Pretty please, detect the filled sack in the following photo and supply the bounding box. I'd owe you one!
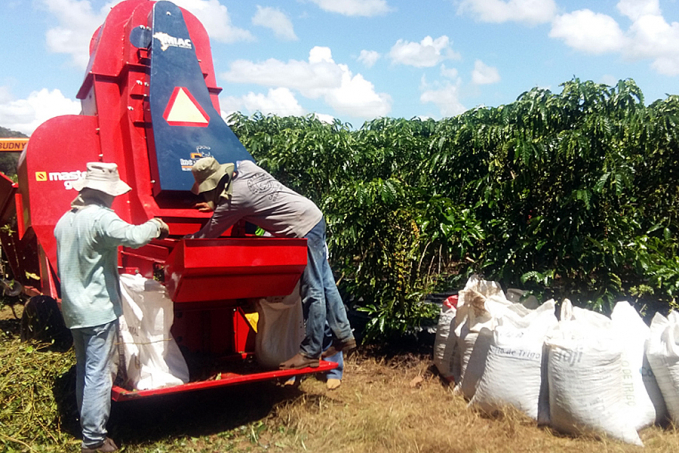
[118,273,189,390]
[545,300,642,446]
[433,295,459,382]
[454,275,514,399]
[611,301,667,429]
[646,311,679,423]
[469,300,556,423]
[255,281,305,369]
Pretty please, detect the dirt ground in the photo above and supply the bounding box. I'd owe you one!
[3,303,679,452]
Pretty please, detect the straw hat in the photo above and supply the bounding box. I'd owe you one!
[71,162,131,196]
[191,157,234,195]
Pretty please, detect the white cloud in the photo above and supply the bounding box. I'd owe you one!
[420,76,466,118]
[324,71,392,117]
[440,64,459,79]
[600,74,618,86]
[221,87,305,117]
[548,3,679,76]
[472,60,500,84]
[0,88,81,135]
[358,50,381,68]
[549,10,625,54]
[457,0,557,25]
[308,0,391,17]
[625,14,679,75]
[617,0,660,21]
[40,0,253,70]
[171,0,254,43]
[389,36,460,68]
[41,0,110,68]
[313,113,335,124]
[252,5,297,41]
[222,47,392,118]
[222,49,343,99]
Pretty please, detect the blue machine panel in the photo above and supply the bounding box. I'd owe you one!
[146,1,254,196]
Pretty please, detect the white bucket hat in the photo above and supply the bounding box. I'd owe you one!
[191,157,234,195]
[71,162,132,196]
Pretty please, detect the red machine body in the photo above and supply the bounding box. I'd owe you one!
[3,0,335,401]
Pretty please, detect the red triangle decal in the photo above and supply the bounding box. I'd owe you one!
[163,87,210,127]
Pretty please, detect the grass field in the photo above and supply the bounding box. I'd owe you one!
[2,303,679,452]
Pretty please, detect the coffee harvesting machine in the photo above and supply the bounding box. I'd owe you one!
[0,0,337,401]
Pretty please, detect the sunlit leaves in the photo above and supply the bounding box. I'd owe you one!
[230,78,679,333]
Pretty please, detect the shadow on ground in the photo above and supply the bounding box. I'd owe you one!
[53,366,305,446]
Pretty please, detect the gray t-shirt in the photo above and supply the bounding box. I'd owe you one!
[190,160,323,239]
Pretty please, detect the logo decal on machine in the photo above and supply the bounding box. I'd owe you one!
[36,170,86,189]
[153,32,192,51]
[163,87,210,127]
[180,148,212,171]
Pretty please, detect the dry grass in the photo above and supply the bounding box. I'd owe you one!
[256,351,677,453]
[3,304,679,452]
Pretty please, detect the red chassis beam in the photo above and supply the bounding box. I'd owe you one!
[111,360,337,402]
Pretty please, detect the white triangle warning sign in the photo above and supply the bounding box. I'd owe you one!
[163,87,210,127]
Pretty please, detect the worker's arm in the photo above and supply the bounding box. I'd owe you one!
[186,200,244,239]
[97,210,163,248]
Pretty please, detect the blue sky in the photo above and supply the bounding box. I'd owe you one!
[1,0,678,135]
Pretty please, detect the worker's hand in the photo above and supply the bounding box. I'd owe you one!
[153,218,170,239]
[194,201,213,212]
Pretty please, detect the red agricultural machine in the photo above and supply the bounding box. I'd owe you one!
[0,0,335,400]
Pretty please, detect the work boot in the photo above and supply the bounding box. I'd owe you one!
[279,353,319,370]
[81,437,118,453]
[322,337,357,358]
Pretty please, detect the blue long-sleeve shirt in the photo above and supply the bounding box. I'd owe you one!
[54,204,161,329]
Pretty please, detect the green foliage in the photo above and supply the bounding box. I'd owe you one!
[0,126,28,139]
[0,336,78,451]
[228,77,679,340]
[0,127,25,177]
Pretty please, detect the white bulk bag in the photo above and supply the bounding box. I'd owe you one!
[546,301,642,446]
[469,300,557,423]
[646,311,679,423]
[255,281,305,369]
[433,297,458,382]
[611,301,667,429]
[454,276,514,399]
[118,273,189,390]
[506,288,540,309]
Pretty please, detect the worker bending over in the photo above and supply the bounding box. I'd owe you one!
[54,163,169,453]
[188,157,355,369]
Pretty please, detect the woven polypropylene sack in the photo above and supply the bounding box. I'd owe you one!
[469,300,556,423]
[119,274,189,390]
[647,311,679,423]
[433,301,458,382]
[255,282,304,369]
[611,301,667,429]
[546,303,642,446]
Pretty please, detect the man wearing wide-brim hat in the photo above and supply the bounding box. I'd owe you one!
[54,162,169,453]
[187,157,356,369]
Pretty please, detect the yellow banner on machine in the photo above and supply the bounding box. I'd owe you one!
[0,138,29,152]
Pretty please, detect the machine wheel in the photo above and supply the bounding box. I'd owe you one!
[20,295,73,351]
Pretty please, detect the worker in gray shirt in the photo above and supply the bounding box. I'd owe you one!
[54,162,169,453]
[188,157,355,369]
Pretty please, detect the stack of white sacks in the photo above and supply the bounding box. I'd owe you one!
[433,275,679,447]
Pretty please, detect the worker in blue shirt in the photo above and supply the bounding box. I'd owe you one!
[54,162,169,453]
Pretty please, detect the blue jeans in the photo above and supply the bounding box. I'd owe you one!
[323,324,344,379]
[72,320,118,448]
[300,218,353,359]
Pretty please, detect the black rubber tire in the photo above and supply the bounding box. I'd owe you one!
[20,295,73,351]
